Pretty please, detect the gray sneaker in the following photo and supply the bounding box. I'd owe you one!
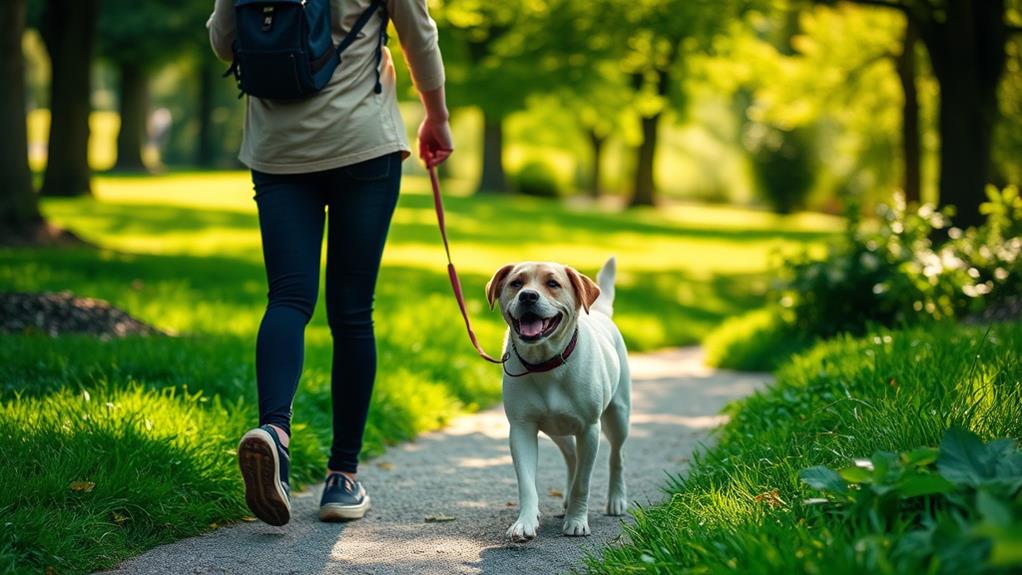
[319,472,371,521]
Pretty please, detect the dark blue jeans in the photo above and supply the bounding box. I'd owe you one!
[252,152,401,474]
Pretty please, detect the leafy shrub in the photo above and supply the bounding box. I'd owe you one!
[702,187,1022,371]
[949,186,1022,304]
[746,124,817,214]
[800,427,1022,573]
[782,186,1022,339]
[513,160,564,198]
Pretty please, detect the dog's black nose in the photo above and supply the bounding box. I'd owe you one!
[518,290,539,304]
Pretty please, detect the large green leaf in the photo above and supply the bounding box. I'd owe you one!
[800,466,847,494]
[938,426,990,488]
[895,472,954,498]
[838,465,873,484]
[902,446,939,468]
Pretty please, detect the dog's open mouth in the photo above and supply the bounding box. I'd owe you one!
[511,312,562,342]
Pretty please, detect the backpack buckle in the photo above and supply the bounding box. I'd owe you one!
[262,6,274,32]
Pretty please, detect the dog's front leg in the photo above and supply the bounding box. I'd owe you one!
[563,423,600,536]
[507,422,540,542]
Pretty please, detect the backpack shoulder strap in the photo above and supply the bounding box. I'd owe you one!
[336,0,386,59]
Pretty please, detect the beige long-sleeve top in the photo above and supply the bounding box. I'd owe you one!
[207,0,444,174]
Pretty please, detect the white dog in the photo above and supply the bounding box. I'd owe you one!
[485,257,630,542]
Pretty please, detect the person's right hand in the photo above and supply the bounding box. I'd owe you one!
[418,115,453,168]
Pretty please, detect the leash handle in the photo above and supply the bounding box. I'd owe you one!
[427,158,506,364]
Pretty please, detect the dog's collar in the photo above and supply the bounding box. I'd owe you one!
[505,328,579,378]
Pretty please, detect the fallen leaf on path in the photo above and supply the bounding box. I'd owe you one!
[506,501,516,507]
[69,481,95,492]
[241,516,257,522]
[548,489,563,498]
[424,514,457,523]
[377,462,394,470]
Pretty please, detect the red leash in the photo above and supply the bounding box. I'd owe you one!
[427,160,507,364]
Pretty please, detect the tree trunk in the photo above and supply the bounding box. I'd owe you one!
[629,113,660,207]
[39,0,97,197]
[629,67,670,208]
[478,111,507,194]
[114,62,149,172]
[587,128,605,199]
[896,17,921,205]
[0,0,44,242]
[196,54,218,167]
[917,0,1006,229]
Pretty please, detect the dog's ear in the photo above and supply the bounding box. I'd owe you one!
[485,264,515,310]
[565,267,601,314]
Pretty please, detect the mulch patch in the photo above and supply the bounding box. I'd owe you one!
[0,292,165,339]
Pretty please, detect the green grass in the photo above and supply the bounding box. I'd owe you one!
[0,171,837,574]
[584,321,1022,574]
[703,308,812,371]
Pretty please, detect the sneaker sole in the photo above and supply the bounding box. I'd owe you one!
[319,495,372,522]
[238,428,291,526]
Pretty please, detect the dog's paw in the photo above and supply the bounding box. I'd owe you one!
[562,515,590,537]
[605,496,628,516]
[506,514,539,543]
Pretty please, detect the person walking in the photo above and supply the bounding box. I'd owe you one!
[207,0,452,526]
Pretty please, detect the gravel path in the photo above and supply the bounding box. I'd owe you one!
[106,347,770,575]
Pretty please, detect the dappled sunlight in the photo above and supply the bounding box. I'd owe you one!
[456,454,514,468]
[629,413,730,434]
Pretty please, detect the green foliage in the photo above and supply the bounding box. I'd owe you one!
[747,125,817,213]
[512,159,563,198]
[799,427,1022,572]
[783,186,1022,339]
[782,195,959,337]
[585,321,1022,574]
[708,4,922,208]
[952,186,1022,303]
[96,0,207,69]
[705,186,1022,372]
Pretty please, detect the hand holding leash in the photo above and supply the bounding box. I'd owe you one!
[418,117,453,168]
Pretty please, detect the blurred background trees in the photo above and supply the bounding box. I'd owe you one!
[6,0,1022,242]
[0,0,43,240]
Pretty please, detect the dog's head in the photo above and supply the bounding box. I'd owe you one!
[485,262,600,346]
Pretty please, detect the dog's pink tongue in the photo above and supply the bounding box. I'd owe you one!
[519,318,544,337]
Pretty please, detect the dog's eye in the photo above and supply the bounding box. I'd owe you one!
[508,279,523,288]
[547,280,561,289]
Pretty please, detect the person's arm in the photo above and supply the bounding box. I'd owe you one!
[206,0,236,63]
[388,0,452,167]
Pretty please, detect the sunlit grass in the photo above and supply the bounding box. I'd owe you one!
[585,322,1022,574]
[28,110,120,172]
[1,171,838,573]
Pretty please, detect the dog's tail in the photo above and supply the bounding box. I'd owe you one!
[591,256,616,316]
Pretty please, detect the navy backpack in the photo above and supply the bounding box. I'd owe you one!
[225,0,388,100]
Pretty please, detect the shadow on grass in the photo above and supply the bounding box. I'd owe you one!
[40,192,835,252]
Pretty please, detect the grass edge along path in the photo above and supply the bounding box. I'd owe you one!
[583,321,1022,575]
